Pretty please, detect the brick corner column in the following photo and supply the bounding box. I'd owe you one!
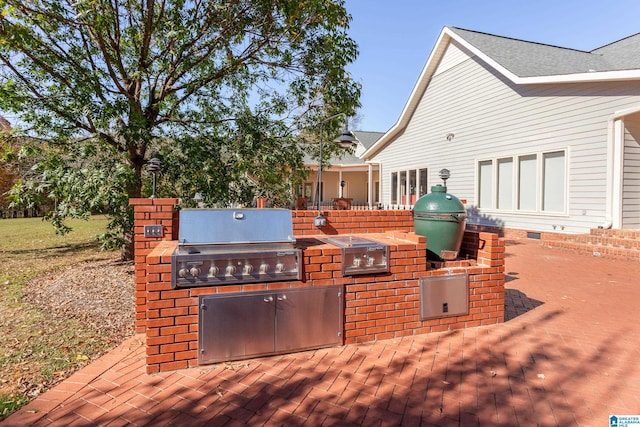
[476,232,506,324]
[130,198,179,333]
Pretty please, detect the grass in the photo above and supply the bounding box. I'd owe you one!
[0,215,115,420]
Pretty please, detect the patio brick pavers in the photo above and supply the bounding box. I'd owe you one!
[3,238,640,426]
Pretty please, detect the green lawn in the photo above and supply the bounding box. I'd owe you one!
[0,215,116,419]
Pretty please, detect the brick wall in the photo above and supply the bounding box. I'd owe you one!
[292,209,414,235]
[131,198,178,333]
[343,231,504,344]
[133,200,505,373]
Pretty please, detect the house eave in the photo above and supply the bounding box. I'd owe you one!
[514,69,640,84]
[361,26,640,160]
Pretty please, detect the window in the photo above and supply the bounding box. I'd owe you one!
[390,167,428,205]
[409,170,417,203]
[542,151,565,212]
[497,158,513,210]
[478,160,493,209]
[518,155,537,211]
[477,149,567,214]
[391,172,398,204]
[418,168,428,197]
[298,183,313,198]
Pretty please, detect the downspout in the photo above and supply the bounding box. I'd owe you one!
[600,117,615,229]
[603,106,640,229]
[611,118,625,229]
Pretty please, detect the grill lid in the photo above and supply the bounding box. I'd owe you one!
[178,208,295,245]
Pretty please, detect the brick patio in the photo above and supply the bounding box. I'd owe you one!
[3,238,639,427]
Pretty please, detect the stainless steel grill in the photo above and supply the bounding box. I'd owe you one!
[171,208,301,289]
[322,235,389,276]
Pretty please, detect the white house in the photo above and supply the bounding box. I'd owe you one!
[303,130,382,208]
[362,26,640,233]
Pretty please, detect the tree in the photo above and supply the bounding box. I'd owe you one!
[0,116,15,214]
[0,0,360,256]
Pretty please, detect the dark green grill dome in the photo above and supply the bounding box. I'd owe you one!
[413,185,467,261]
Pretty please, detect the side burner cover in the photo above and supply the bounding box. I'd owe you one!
[321,235,389,276]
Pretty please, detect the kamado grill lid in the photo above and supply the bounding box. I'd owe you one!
[178,208,296,245]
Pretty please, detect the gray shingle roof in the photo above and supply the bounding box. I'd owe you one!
[449,27,640,77]
[302,130,383,166]
[352,131,384,150]
[591,32,640,71]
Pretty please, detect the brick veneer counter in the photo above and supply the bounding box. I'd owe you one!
[142,231,504,373]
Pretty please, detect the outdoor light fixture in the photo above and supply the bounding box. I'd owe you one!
[148,158,162,199]
[193,192,204,208]
[439,168,451,186]
[314,113,358,227]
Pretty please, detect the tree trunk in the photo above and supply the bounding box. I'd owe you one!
[121,229,134,261]
[121,160,145,261]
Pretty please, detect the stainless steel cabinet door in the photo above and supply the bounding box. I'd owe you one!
[199,293,276,364]
[274,286,343,352]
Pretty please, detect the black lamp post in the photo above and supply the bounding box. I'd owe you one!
[314,113,358,227]
[148,158,161,199]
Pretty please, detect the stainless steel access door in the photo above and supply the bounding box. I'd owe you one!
[199,293,276,364]
[419,273,468,320]
[275,286,343,352]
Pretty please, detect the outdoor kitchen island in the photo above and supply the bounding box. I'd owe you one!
[133,199,505,374]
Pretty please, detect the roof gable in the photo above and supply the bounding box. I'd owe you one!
[362,26,640,160]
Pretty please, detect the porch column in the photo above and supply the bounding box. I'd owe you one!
[367,163,373,209]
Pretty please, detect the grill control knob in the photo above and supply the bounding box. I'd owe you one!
[353,257,362,268]
[208,266,219,276]
[275,262,285,273]
[190,266,201,277]
[225,265,236,276]
[259,263,270,274]
[242,264,253,275]
[178,268,189,278]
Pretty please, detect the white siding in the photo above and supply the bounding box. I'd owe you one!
[622,116,640,228]
[433,43,469,77]
[372,40,640,233]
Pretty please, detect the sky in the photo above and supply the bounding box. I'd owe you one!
[3,1,639,133]
[344,0,640,132]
